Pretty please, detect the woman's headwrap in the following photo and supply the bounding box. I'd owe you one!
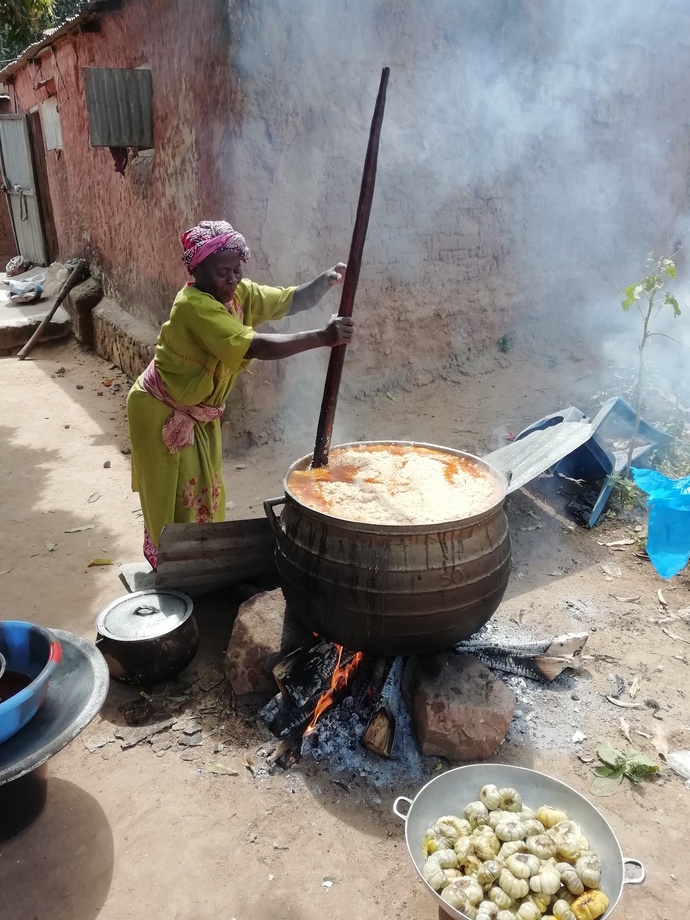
[180,220,251,274]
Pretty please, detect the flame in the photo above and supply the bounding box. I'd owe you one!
[304,646,364,735]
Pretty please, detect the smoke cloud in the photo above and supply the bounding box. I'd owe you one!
[224,0,690,441]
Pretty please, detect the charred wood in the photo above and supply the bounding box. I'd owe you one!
[456,632,589,682]
[362,656,404,758]
[351,655,390,713]
[260,692,315,739]
[272,640,356,709]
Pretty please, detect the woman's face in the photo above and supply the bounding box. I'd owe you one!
[194,250,243,304]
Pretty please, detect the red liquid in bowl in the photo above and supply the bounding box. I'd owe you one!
[0,670,33,704]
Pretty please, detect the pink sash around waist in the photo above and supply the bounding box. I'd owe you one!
[140,360,225,454]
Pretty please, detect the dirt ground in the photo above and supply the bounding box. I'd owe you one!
[1,338,689,920]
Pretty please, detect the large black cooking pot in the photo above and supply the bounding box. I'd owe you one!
[95,589,199,686]
[264,441,511,655]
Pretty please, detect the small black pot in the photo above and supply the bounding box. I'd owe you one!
[95,590,199,686]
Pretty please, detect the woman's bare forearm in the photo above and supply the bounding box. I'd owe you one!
[245,315,353,360]
[290,263,346,314]
[246,330,327,360]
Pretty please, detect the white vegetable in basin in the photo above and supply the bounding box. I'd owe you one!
[420,784,610,920]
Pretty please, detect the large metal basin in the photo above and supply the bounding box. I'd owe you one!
[393,763,645,920]
[264,441,511,655]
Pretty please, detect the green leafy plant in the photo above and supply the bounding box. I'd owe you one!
[497,334,513,354]
[590,742,659,796]
[0,0,80,64]
[608,474,643,512]
[0,0,54,49]
[620,255,682,475]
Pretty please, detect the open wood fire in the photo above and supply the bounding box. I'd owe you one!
[259,630,589,770]
[260,640,399,763]
[304,645,365,735]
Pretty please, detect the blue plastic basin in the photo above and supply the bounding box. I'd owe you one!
[0,621,62,744]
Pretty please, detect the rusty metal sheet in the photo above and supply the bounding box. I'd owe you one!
[83,67,153,148]
[483,422,594,494]
[155,518,276,595]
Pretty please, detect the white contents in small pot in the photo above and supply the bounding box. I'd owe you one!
[288,444,501,525]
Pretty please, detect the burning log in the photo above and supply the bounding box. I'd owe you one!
[351,656,389,710]
[261,640,363,740]
[363,656,405,758]
[272,639,356,709]
[456,632,588,682]
[260,692,315,739]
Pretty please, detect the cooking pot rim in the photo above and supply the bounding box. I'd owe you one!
[281,440,508,532]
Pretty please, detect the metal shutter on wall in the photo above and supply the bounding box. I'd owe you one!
[83,67,153,148]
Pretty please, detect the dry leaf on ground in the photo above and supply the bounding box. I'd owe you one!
[606,696,643,709]
[205,762,239,776]
[652,725,669,762]
[663,628,690,645]
[598,538,635,547]
[602,564,622,580]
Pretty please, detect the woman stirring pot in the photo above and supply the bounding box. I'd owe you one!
[127,220,353,569]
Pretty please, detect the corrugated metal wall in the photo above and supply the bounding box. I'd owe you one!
[83,67,153,148]
[0,115,47,264]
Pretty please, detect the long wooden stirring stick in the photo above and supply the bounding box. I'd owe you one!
[311,67,390,468]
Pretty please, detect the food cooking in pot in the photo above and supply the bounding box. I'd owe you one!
[421,785,609,920]
[289,444,501,525]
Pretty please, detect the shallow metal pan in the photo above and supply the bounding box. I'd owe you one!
[393,763,644,920]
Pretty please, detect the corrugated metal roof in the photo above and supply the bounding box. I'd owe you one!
[0,1,123,82]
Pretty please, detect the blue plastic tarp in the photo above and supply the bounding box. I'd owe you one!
[632,468,690,579]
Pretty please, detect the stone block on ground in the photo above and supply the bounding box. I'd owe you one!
[405,653,515,761]
[0,300,70,353]
[65,275,103,346]
[92,298,158,380]
[224,589,312,696]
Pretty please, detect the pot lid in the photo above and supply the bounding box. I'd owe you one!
[96,589,194,641]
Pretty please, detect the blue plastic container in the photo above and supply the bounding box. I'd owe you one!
[0,621,62,744]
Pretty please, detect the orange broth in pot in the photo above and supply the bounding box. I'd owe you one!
[288,443,499,526]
